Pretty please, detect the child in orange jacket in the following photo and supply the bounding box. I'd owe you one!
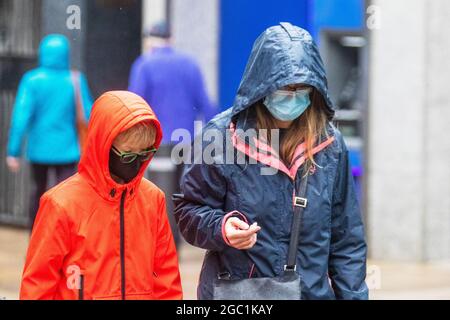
[20,91,182,300]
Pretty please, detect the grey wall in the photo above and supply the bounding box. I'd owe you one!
[85,1,142,97]
[422,0,450,261]
[41,0,87,70]
[42,0,142,97]
[368,0,450,261]
[171,0,219,103]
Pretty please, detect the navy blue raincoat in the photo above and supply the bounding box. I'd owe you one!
[173,23,368,300]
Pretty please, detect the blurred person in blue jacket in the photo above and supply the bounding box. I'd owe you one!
[129,21,216,143]
[6,34,93,230]
[128,22,217,248]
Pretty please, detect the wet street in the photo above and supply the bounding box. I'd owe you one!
[1,226,450,300]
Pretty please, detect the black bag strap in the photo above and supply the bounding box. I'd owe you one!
[284,173,309,272]
[71,70,85,122]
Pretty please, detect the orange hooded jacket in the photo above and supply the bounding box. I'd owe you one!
[20,91,182,300]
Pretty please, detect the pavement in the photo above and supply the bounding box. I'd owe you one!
[1,226,449,300]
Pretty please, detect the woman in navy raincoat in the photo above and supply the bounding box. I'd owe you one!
[173,23,368,300]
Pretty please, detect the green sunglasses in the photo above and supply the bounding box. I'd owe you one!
[111,145,157,164]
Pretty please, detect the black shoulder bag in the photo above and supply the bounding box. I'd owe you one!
[212,174,308,300]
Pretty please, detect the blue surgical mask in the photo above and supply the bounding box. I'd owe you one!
[263,88,311,121]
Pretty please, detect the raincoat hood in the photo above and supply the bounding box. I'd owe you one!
[78,91,163,201]
[39,34,70,69]
[232,22,335,120]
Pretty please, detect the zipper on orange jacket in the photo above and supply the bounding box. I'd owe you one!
[120,189,127,300]
[78,274,84,300]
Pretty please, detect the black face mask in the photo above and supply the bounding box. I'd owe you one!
[109,149,143,183]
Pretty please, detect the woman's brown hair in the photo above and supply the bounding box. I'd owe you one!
[255,87,330,174]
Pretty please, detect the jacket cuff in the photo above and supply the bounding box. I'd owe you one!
[221,210,249,247]
[7,144,21,158]
[334,285,369,300]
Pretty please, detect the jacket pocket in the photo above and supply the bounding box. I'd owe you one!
[92,290,154,300]
[93,294,123,300]
[125,291,154,300]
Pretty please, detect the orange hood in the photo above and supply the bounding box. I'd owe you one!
[78,91,162,201]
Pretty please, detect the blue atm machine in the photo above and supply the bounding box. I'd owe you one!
[219,0,367,201]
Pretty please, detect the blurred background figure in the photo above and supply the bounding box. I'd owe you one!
[128,21,217,249]
[6,34,93,231]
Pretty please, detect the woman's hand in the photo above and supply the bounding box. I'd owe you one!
[224,217,261,250]
[6,156,20,172]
